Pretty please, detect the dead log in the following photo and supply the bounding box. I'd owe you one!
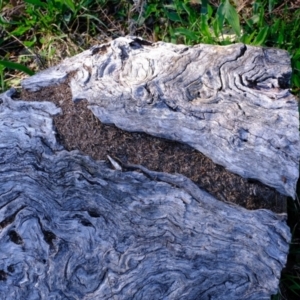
[19,82,288,214]
[0,89,292,299]
[22,36,300,198]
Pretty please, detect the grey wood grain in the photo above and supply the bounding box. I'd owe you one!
[0,89,291,299]
[22,37,300,198]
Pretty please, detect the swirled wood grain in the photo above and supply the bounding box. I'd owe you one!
[0,89,291,299]
[22,37,300,198]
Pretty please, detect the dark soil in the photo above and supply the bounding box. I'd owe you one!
[19,80,286,213]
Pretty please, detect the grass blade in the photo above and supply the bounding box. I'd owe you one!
[0,60,35,76]
[217,0,241,37]
[253,26,269,45]
[23,0,47,8]
[63,0,76,13]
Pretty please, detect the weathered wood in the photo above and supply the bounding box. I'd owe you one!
[22,36,300,198]
[0,89,291,299]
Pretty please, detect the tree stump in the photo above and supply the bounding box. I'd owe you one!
[0,37,298,299]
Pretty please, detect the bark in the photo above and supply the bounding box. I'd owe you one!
[0,89,291,299]
[22,36,300,198]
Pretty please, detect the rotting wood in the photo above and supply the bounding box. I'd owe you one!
[0,89,292,299]
[22,36,300,198]
[19,83,287,213]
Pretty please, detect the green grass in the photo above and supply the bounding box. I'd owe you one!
[1,0,300,298]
